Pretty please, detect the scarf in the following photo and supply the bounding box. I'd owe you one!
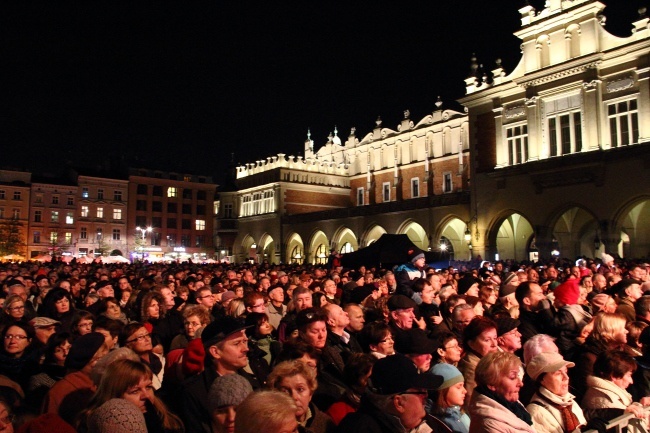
[535,389,581,433]
[475,384,533,426]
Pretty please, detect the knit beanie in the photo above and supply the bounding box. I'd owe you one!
[408,248,425,264]
[65,332,106,370]
[207,373,253,412]
[457,274,478,295]
[430,363,464,390]
[553,279,580,306]
[88,399,147,433]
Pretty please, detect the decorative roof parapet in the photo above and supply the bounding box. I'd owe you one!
[236,153,349,179]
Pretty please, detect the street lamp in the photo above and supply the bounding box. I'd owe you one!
[136,226,152,241]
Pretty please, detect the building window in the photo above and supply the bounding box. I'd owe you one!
[197,191,206,200]
[35,194,43,203]
[0,208,4,218]
[152,217,162,228]
[411,178,420,198]
[183,176,191,182]
[82,187,89,198]
[65,212,74,224]
[506,124,529,165]
[34,210,42,223]
[182,204,191,214]
[13,191,21,201]
[195,219,206,230]
[443,172,453,193]
[12,209,19,219]
[96,228,102,240]
[65,232,72,244]
[182,219,191,229]
[167,218,177,229]
[224,204,233,218]
[195,235,204,247]
[112,229,121,241]
[33,231,40,244]
[137,184,147,195]
[152,186,163,196]
[182,189,192,199]
[0,190,4,199]
[51,211,59,222]
[136,200,147,211]
[152,201,162,212]
[80,227,87,240]
[548,113,582,156]
[67,196,74,206]
[50,232,58,243]
[97,207,104,218]
[152,232,161,246]
[81,206,89,217]
[167,203,178,213]
[196,205,205,215]
[357,188,364,206]
[608,99,639,147]
[52,195,59,205]
[181,235,190,247]
[114,191,122,201]
[135,216,146,227]
[167,187,177,198]
[97,189,104,200]
[167,234,176,246]
[382,183,391,202]
[113,209,122,220]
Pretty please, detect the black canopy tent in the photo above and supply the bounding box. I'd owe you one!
[340,234,421,269]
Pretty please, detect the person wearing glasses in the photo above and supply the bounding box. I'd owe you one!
[1,295,28,328]
[120,323,165,390]
[338,353,443,432]
[0,322,37,388]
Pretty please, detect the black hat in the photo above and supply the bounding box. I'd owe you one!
[408,248,425,264]
[457,274,478,295]
[65,332,106,370]
[394,328,437,355]
[201,316,251,348]
[496,317,520,337]
[371,353,442,395]
[387,295,417,311]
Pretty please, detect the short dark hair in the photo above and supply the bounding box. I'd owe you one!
[463,316,497,350]
[635,296,650,317]
[593,350,637,379]
[515,282,533,307]
[363,321,393,348]
[93,316,124,338]
[412,278,429,293]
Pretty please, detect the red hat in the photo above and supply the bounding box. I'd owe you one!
[182,338,205,377]
[554,279,580,305]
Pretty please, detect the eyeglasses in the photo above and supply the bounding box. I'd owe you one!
[4,334,28,340]
[251,303,265,309]
[126,333,151,344]
[0,414,15,425]
[8,306,24,312]
[444,343,461,350]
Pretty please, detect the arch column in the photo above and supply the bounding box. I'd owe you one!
[534,225,554,260]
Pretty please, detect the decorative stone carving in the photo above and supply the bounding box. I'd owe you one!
[582,80,600,90]
[606,76,634,93]
[504,106,527,119]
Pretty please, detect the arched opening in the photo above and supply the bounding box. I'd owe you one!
[285,233,304,264]
[259,233,275,264]
[439,236,455,262]
[110,249,123,256]
[240,234,257,263]
[617,198,650,258]
[438,217,471,261]
[495,213,534,261]
[397,220,428,250]
[552,207,598,258]
[332,227,358,253]
[361,224,387,247]
[309,230,330,265]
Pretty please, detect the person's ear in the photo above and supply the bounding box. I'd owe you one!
[393,395,406,413]
[437,347,445,358]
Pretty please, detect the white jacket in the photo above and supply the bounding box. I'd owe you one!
[468,391,536,433]
[527,386,586,433]
[581,375,632,411]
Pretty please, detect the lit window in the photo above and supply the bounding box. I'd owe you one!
[97,207,104,218]
[195,219,206,230]
[548,114,582,156]
[608,99,639,147]
[506,124,529,165]
[65,232,72,244]
[50,232,58,243]
[65,212,74,224]
[82,187,89,198]
[113,209,122,220]
[112,229,121,241]
[51,211,59,222]
[81,206,89,217]
[167,187,177,198]
[80,227,87,239]
[96,228,103,240]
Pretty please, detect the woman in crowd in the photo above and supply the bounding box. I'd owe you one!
[624,321,647,357]
[0,397,15,433]
[433,331,463,366]
[581,350,647,422]
[235,391,298,433]
[468,351,535,433]
[458,316,499,406]
[207,373,253,433]
[573,313,628,399]
[429,363,470,433]
[0,322,38,388]
[1,295,28,329]
[363,321,395,359]
[120,323,165,390]
[526,352,586,433]
[71,310,95,338]
[40,288,76,332]
[169,305,211,351]
[97,297,129,324]
[27,332,73,410]
[88,398,147,433]
[268,359,336,433]
[245,312,281,366]
[140,291,165,332]
[78,359,183,433]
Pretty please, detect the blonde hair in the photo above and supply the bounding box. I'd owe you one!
[268,359,317,394]
[475,351,522,388]
[235,391,297,433]
[591,312,627,345]
[227,298,246,318]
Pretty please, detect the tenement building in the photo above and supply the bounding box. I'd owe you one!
[219,0,650,264]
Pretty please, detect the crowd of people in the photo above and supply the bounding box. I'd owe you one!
[0,249,648,433]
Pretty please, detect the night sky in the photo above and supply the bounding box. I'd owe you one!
[1,1,641,183]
